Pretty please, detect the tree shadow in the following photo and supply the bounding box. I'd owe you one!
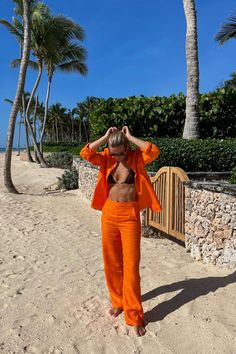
[142,271,236,324]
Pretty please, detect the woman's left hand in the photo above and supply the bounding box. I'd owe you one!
[122,126,132,140]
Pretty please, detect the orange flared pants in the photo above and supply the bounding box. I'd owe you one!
[101,199,144,326]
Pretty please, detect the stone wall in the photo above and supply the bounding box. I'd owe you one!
[184,181,236,268]
[73,157,98,200]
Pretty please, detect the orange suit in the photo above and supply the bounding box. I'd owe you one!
[80,142,162,326]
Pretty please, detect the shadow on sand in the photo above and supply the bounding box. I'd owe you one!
[142,271,236,324]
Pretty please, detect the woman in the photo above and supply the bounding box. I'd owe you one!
[80,126,162,336]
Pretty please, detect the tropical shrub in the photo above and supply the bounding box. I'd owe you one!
[46,152,73,168]
[57,167,78,190]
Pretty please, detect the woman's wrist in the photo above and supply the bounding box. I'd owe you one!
[127,134,133,141]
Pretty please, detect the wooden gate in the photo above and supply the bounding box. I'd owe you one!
[147,166,189,241]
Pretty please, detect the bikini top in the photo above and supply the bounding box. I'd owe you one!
[108,168,135,184]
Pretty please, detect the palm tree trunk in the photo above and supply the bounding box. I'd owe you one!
[71,118,74,142]
[33,95,40,163]
[182,0,200,139]
[83,120,89,142]
[17,113,23,155]
[40,78,51,153]
[24,113,32,159]
[24,60,47,166]
[52,121,56,143]
[22,93,34,162]
[55,118,59,143]
[4,0,31,193]
[54,122,56,143]
[79,118,82,143]
[60,124,64,142]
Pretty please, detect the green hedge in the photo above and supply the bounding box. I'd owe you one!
[42,143,84,155]
[42,138,236,172]
[146,137,236,172]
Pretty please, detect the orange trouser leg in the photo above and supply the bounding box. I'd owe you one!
[101,199,144,326]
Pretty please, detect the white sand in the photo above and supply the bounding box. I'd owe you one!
[0,153,235,354]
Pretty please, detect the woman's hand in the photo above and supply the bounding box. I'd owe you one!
[122,126,132,140]
[88,127,117,150]
[104,127,117,139]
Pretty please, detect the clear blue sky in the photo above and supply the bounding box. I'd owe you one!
[0,0,236,147]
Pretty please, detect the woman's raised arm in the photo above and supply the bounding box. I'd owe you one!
[80,127,117,166]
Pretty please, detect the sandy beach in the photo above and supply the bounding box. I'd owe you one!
[0,153,235,354]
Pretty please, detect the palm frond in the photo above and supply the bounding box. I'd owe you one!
[59,42,87,62]
[0,19,23,41]
[49,15,85,41]
[58,61,88,75]
[27,60,39,71]
[12,17,24,33]
[4,98,14,105]
[215,13,236,44]
[10,58,21,68]
[32,2,51,22]
[11,58,38,71]
[13,0,23,16]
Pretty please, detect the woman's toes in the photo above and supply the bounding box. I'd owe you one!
[134,325,146,336]
[109,308,122,317]
[139,326,146,336]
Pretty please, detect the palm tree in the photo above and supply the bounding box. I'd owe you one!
[182,0,200,139]
[70,108,78,142]
[3,0,31,193]
[39,16,87,153]
[46,103,68,142]
[75,97,100,142]
[1,1,48,165]
[2,1,87,163]
[11,10,88,153]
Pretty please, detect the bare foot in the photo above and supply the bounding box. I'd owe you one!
[134,325,146,336]
[109,308,123,317]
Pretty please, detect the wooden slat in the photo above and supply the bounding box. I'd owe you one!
[166,167,170,234]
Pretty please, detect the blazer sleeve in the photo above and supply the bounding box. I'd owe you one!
[80,143,106,167]
[135,142,160,165]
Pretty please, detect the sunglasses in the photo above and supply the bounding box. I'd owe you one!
[109,149,127,157]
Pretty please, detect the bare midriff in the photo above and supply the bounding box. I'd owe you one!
[107,160,137,202]
[108,183,137,202]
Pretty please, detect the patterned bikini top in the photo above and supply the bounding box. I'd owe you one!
[108,169,135,184]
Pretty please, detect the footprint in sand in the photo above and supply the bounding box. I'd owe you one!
[47,347,63,354]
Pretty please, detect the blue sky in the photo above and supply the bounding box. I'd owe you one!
[0,0,236,147]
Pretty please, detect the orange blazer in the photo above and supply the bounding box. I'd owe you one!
[80,142,162,212]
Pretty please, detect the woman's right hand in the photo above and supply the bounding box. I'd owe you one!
[104,127,117,139]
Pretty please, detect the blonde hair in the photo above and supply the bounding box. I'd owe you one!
[108,130,128,148]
